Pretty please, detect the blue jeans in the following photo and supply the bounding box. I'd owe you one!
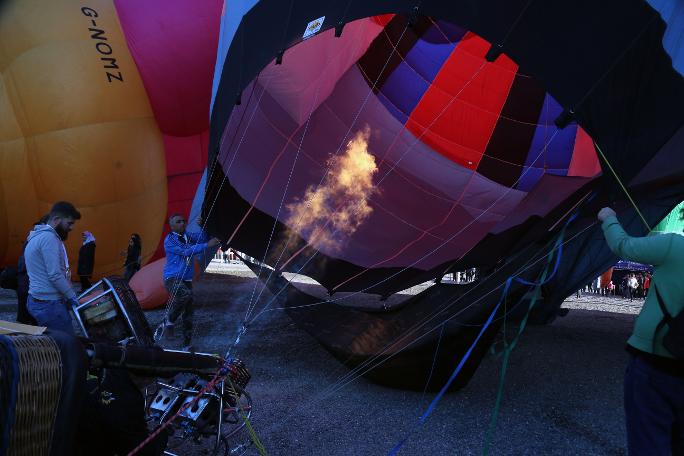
[27,295,75,335]
[625,354,684,455]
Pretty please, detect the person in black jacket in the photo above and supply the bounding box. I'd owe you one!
[77,231,96,293]
[123,233,142,281]
[15,253,36,325]
[75,368,168,456]
[14,215,49,325]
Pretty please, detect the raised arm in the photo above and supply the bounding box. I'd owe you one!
[164,234,208,258]
[601,214,672,266]
[185,229,209,245]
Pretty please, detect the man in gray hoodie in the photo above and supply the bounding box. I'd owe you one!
[25,201,81,334]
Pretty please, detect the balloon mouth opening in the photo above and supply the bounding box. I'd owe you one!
[211,13,601,275]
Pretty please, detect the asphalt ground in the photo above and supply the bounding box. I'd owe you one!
[0,265,638,455]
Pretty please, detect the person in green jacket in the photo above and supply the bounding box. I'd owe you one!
[599,207,684,455]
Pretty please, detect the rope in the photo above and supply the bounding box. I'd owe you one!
[250,128,561,323]
[482,228,559,455]
[224,22,415,356]
[418,322,445,411]
[127,361,235,456]
[241,414,268,456]
[155,71,269,344]
[240,19,370,327]
[226,377,268,456]
[248,22,413,320]
[387,213,575,456]
[257,220,598,441]
[318,224,593,406]
[594,141,651,231]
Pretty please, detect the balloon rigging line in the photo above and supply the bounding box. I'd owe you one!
[573,13,658,116]
[262,17,535,291]
[241,45,339,326]
[487,241,558,456]
[500,0,536,45]
[271,24,488,267]
[154,72,270,342]
[389,214,572,456]
[258,218,598,440]
[335,42,579,289]
[319,217,585,398]
[244,23,414,324]
[177,78,265,342]
[318,217,594,409]
[221,22,413,354]
[273,55,490,292]
[262,219,594,442]
[594,141,651,231]
[249,127,560,325]
[245,153,567,434]
[206,75,262,211]
[232,4,656,442]
[274,138,587,407]
[418,322,445,411]
[270,22,451,273]
[206,7,636,430]
[244,130,568,405]
[239,22,374,323]
[181,76,278,344]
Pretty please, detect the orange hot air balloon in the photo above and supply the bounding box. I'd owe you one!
[0,0,222,279]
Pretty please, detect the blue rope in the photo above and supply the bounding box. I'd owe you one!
[388,213,576,456]
[482,235,558,455]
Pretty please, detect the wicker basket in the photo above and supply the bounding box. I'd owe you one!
[5,335,62,456]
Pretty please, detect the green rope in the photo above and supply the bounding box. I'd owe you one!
[594,141,651,231]
[227,378,268,456]
[482,231,563,455]
[241,413,268,456]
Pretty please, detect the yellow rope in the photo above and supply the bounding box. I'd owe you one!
[227,377,268,456]
[594,141,651,231]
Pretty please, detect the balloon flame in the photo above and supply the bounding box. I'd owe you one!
[286,127,378,253]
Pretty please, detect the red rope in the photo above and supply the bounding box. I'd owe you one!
[127,363,234,456]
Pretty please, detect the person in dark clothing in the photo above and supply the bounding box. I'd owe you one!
[77,231,96,293]
[14,215,49,325]
[75,368,168,456]
[15,253,36,325]
[123,233,142,281]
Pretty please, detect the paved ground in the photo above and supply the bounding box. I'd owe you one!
[0,263,640,455]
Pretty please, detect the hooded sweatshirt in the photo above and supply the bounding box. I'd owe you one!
[25,224,76,300]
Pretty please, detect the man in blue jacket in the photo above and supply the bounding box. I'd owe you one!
[162,213,220,350]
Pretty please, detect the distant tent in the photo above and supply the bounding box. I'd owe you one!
[614,260,652,273]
